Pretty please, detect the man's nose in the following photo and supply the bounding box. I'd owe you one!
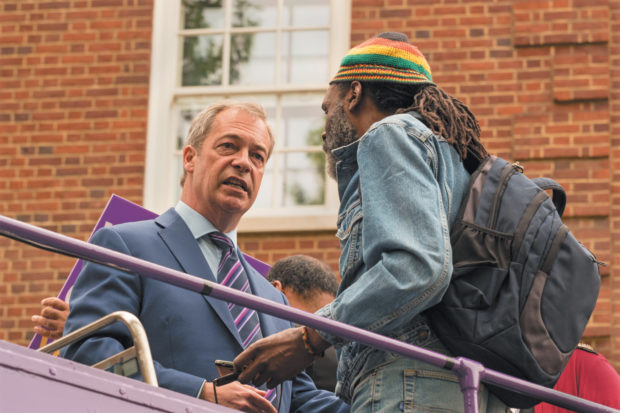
[232,150,251,172]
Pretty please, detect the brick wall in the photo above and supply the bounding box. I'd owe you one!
[1,0,618,373]
[0,0,153,342]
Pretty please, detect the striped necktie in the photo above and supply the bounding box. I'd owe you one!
[208,232,278,407]
[208,232,263,348]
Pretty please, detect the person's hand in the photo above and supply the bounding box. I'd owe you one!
[31,297,69,340]
[233,327,327,388]
[200,380,277,413]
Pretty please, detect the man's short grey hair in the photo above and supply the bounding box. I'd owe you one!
[180,100,275,186]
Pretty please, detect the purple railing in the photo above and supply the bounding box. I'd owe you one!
[0,214,617,413]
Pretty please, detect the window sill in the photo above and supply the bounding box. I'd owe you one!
[238,211,337,233]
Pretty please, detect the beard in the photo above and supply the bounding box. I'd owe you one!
[323,104,358,180]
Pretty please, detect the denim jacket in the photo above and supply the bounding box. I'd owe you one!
[315,112,471,403]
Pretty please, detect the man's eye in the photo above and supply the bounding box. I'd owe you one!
[252,153,264,163]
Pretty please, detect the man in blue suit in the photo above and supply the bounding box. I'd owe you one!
[62,101,348,413]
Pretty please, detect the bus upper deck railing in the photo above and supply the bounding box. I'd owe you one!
[38,310,159,386]
[0,214,617,413]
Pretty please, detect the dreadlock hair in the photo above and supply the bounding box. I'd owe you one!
[336,81,488,162]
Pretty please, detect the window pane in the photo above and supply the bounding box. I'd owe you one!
[233,0,277,28]
[230,32,276,85]
[177,108,196,150]
[279,93,326,206]
[253,159,274,209]
[230,94,277,125]
[279,151,326,206]
[182,34,224,86]
[281,30,329,84]
[280,94,324,148]
[182,0,225,29]
[283,0,329,27]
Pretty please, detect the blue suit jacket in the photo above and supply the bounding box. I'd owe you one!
[62,208,348,412]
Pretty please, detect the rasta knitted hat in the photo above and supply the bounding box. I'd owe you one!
[330,32,433,85]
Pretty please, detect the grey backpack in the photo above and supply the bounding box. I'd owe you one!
[427,155,601,407]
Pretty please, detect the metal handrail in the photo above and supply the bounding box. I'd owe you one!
[38,310,158,387]
[1,214,617,413]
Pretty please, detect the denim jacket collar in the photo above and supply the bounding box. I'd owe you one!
[333,138,360,200]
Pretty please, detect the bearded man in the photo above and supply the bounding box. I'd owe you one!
[234,33,507,413]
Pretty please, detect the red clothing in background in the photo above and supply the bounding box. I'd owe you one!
[535,346,620,413]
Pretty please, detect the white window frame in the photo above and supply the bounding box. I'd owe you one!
[144,0,351,232]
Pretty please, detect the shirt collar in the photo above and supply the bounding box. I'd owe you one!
[174,201,238,247]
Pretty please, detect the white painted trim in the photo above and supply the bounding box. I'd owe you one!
[144,0,181,214]
[171,84,330,97]
[238,212,337,233]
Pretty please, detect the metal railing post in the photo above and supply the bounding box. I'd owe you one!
[38,311,158,387]
[452,357,486,413]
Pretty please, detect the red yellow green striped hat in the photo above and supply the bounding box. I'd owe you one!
[331,32,433,85]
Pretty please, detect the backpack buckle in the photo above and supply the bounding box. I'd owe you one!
[512,161,524,173]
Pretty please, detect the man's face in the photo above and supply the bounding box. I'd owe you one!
[321,84,358,179]
[182,108,270,231]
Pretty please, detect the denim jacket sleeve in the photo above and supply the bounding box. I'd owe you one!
[316,118,453,344]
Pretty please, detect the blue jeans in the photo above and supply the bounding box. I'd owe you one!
[349,345,507,413]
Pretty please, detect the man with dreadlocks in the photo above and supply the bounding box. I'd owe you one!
[234,32,506,412]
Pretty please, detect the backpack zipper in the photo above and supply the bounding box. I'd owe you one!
[488,163,518,228]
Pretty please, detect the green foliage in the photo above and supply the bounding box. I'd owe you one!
[181,0,258,86]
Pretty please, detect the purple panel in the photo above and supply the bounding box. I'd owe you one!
[56,195,158,299]
[1,340,237,412]
[29,195,158,350]
[243,253,271,277]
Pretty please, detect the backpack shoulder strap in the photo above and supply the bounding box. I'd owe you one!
[531,177,566,217]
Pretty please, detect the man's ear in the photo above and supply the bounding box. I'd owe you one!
[182,145,197,173]
[271,280,283,292]
[346,81,363,113]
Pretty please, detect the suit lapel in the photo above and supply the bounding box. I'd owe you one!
[156,209,243,347]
